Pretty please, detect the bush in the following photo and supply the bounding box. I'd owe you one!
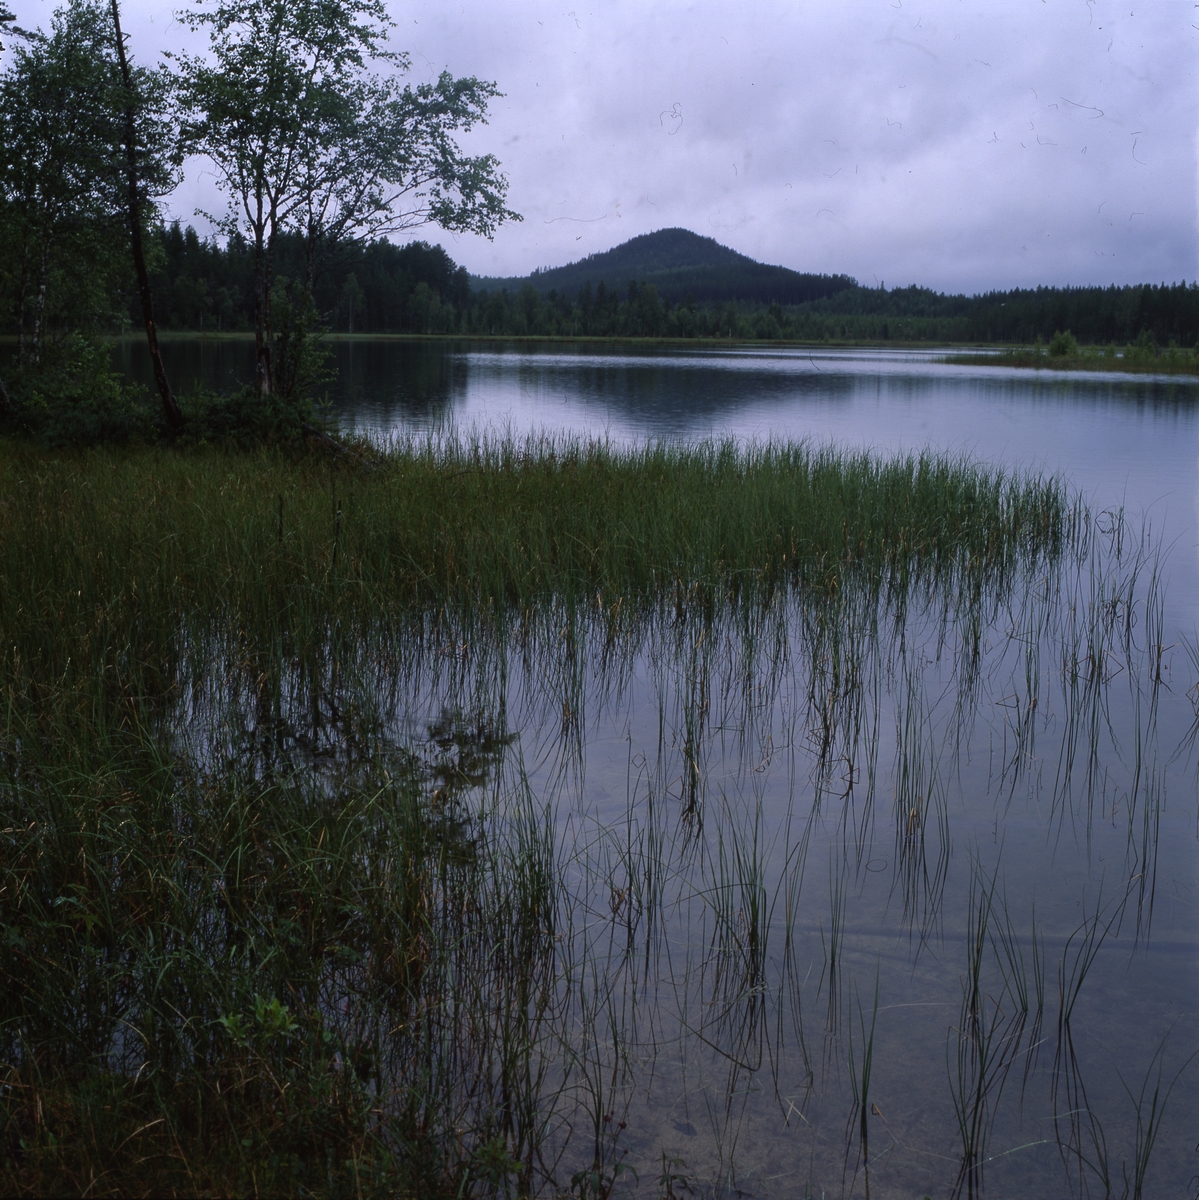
[181,384,313,448]
[270,276,333,407]
[1047,330,1079,357]
[174,277,327,448]
[0,337,157,447]
[1,320,323,449]
[1125,329,1158,361]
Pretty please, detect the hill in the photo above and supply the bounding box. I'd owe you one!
[471,228,858,306]
[135,222,1197,346]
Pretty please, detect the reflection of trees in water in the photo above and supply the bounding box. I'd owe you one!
[115,336,469,425]
[568,360,859,422]
[332,340,466,426]
[116,338,861,430]
[116,341,1199,440]
[114,336,257,397]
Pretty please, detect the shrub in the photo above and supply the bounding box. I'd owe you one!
[1047,330,1079,357]
[181,384,313,448]
[0,337,158,447]
[1125,330,1158,361]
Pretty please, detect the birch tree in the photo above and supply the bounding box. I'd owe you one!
[110,0,184,428]
[0,0,182,428]
[0,2,119,368]
[175,0,519,399]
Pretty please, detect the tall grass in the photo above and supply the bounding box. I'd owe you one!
[1,433,1189,1196]
[0,715,559,1195]
[0,434,1074,688]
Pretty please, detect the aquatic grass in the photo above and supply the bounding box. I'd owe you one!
[1174,630,1199,773]
[1117,1034,1197,1200]
[0,711,564,1196]
[1051,889,1131,1196]
[1,432,1191,1195]
[891,670,951,939]
[947,861,1040,1200]
[821,855,847,1034]
[844,971,880,1200]
[0,434,1078,708]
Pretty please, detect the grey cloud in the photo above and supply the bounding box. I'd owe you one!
[7,0,1195,291]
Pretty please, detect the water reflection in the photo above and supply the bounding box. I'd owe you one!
[332,338,465,423]
[121,335,1199,436]
[119,335,1199,634]
[50,337,1199,1191]
[165,501,1195,1196]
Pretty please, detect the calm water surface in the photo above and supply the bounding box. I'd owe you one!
[122,337,1199,1197]
[125,336,1199,626]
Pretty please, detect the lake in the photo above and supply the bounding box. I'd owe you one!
[122,336,1199,624]
[118,336,1199,1197]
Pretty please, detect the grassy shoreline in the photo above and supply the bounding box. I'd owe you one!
[0,435,1073,650]
[0,437,1084,1195]
[942,347,1199,377]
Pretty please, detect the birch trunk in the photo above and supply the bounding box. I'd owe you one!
[111,0,184,429]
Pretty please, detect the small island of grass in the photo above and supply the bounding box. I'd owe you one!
[944,330,1199,376]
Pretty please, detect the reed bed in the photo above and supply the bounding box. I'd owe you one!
[0,719,562,1195]
[1,434,1190,1196]
[0,431,1072,637]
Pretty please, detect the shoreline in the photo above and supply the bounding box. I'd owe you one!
[942,349,1199,378]
[93,330,1199,376]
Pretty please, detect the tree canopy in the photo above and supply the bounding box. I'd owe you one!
[0,0,127,365]
[0,0,519,437]
[172,0,518,396]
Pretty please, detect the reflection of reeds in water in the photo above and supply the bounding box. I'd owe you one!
[0,438,1192,1194]
[821,856,847,1035]
[845,972,880,1200]
[947,860,1043,1200]
[1116,1034,1197,1200]
[0,710,567,1193]
[1051,888,1127,1195]
[892,673,951,941]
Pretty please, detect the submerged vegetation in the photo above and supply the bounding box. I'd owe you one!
[2,434,1194,1196]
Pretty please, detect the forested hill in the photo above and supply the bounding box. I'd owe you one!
[138,222,1197,346]
[472,229,859,306]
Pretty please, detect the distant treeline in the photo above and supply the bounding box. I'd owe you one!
[791,282,1199,346]
[147,223,1198,347]
[148,222,471,335]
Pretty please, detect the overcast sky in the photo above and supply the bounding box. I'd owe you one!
[8,0,1198,293]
